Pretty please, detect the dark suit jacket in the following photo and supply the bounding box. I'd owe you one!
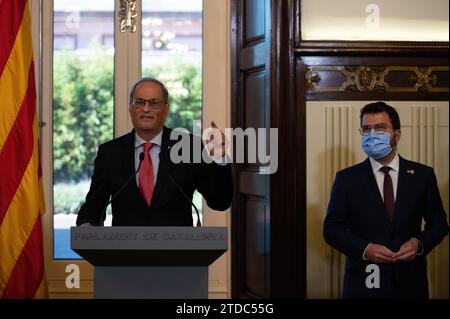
[76,126,233,226]
[323,156,448,299]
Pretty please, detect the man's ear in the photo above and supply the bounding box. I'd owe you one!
[394,130,401,144]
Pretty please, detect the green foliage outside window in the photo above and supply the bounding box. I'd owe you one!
[53,45,114,183]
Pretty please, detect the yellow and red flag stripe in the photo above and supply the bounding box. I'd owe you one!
[0,0,48,298]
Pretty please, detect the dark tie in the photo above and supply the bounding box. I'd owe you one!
[380,166,395,220]
[139,143,154,206]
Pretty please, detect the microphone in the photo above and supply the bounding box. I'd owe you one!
[160,150,202,227]
[167,172,202,227]
[99,152,145,226]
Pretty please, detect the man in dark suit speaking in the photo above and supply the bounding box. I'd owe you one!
[323,101,448,298]
[76,78,233,227]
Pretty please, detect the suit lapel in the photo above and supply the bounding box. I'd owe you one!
[362,158,392,226]
[391,156,409,229]
[122,131,137,180]
[122,130,149,206]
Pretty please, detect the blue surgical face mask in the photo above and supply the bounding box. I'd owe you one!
[362,131,393,159]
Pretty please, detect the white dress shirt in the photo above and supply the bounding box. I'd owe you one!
[134,131,162,187]
[369,153,400,201]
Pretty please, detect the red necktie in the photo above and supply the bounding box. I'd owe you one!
[380,166,395,220]
[139,143,154,206]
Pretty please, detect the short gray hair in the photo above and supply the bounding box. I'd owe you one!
[129,77,169,104]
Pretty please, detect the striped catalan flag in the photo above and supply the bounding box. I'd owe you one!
[0,0,48,298]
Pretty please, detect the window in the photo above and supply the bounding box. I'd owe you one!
[53,0,115,259]
[54,35,77,50]
[141,0,204,223]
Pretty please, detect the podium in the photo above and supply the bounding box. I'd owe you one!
[70,226,227,299]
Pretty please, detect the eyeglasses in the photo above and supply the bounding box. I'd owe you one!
[131,98,166,109]
[359,124,393,135]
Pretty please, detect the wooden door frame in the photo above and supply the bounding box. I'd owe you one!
[231,0,305,298]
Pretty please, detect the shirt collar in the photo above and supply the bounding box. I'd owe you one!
[134,130,163,149]
[369,153,400,174]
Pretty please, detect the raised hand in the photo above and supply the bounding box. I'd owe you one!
[204,121,226,159]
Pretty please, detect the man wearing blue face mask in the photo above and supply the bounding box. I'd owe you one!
[323,101,448,299]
